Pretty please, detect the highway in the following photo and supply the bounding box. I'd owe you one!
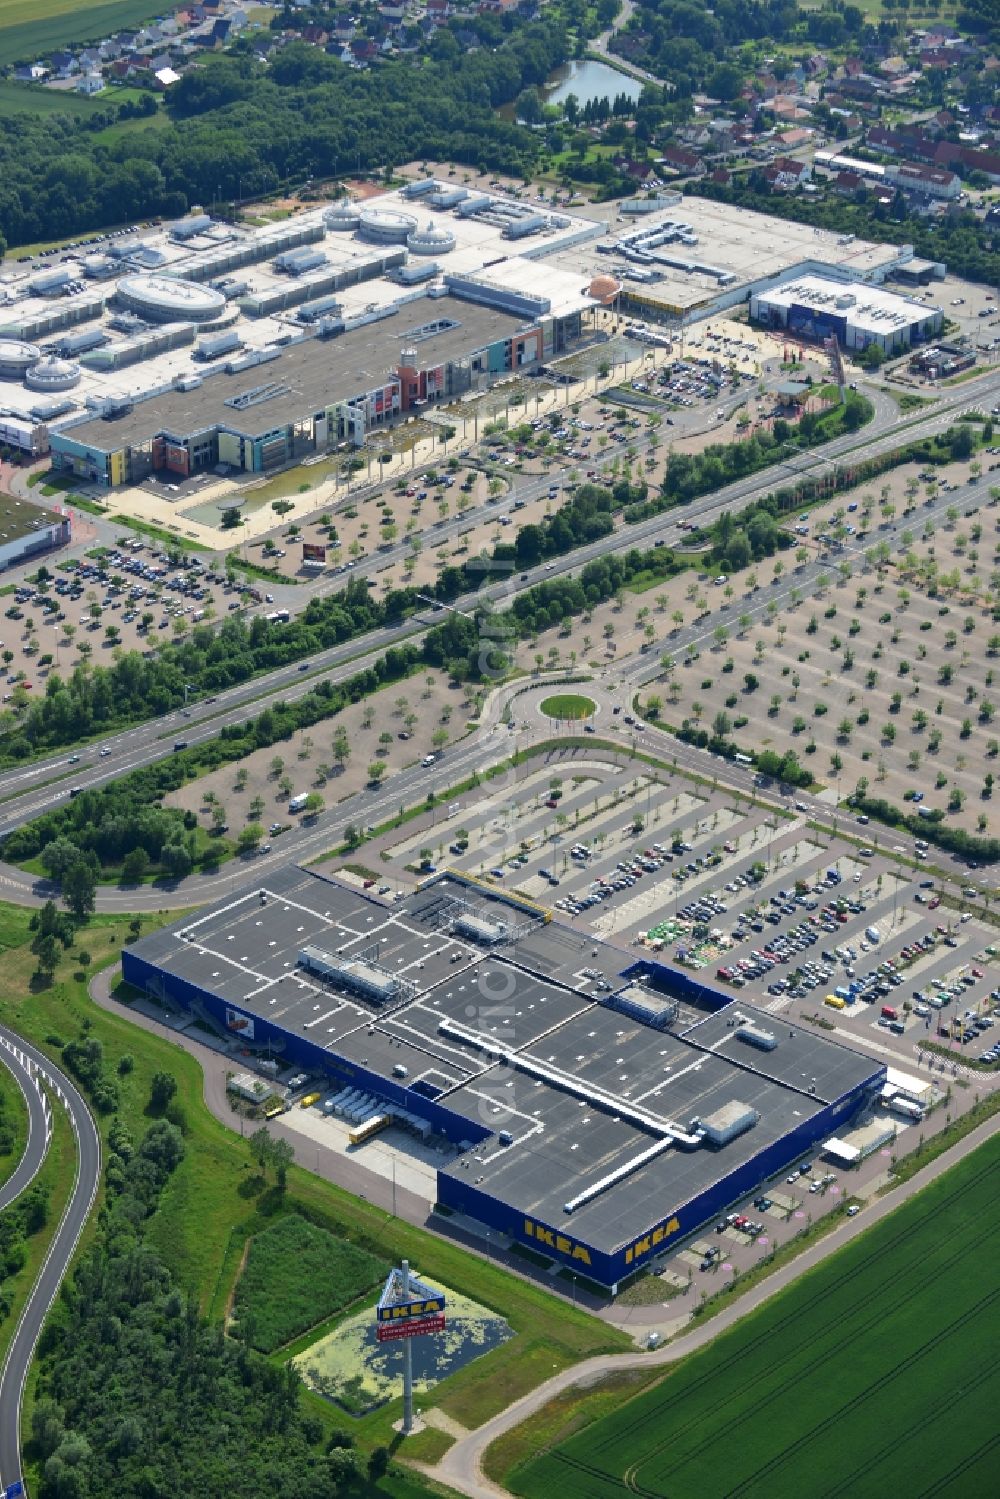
[0,1029,101,1499]
[0,364,995,909]
[0,1035,50,1214]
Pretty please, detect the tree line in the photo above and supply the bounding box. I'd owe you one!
[0,16,571,250]
[656,392,872,511]
[851,793,1000,864]
[4,538,690,878]
[28,1099,385,1495]
[689,175,1000,291]
[0,477,648,768]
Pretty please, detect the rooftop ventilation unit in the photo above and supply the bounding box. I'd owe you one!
[736,1023,778,1052]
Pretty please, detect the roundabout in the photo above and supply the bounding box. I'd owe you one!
[538,692,596,722]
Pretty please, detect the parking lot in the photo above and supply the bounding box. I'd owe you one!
[1,539,274,712]
[378,750,1000,1080]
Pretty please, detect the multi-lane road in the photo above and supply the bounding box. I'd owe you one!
[0,362,994,1495]
[0,364,995,908]
[0,1029,101,1498]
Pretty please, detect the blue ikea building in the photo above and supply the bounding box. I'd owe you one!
[122,866,884,1292]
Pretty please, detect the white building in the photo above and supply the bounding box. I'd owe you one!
[749,274,942,355]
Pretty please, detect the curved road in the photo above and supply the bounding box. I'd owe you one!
[0,1034,50,1215]
[431,1110,1000,1499]
[0,1028,101,1497]
[0,366,988,849]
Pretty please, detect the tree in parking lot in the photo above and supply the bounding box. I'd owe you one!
[367,760,387,785]
[238,823,264,853]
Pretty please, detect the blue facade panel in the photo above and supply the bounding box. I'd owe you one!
[120,950,491,1148]
[438,1071,882,1290]
[123,937,884,1294]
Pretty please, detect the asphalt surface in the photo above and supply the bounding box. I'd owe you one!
[430,1110,1000,1499]
[1,453,990,913]
[0,1035,50,1214]
[0,365,988,854]
[0,1028,101,1497]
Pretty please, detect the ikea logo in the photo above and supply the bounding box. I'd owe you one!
[378,1299,444,1322]
[523,1219,592,1265]
[624,1217,681,1266]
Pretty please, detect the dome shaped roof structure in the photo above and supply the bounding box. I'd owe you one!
[407,219,457,256]
[25,356,81,392]
[0,339,41,378]
[588,274,622,305]
[357,207,416,244]
[116,274,226,324]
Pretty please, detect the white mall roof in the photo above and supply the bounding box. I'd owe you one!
[754,274,939,336]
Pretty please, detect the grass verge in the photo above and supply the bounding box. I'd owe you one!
[0,1059,30,1193]
[504,1131,1000,1498]
[0,1081,77,1382]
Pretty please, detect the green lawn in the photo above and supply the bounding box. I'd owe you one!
[0,79,108,117]
[0,1079,78,1378]
[0,907,627,1482]
[539,693,596,721]
[0,0,164,66]
[508,1132,1000,1499]
[0,1060,28,1193]
[232,1212,387,1353]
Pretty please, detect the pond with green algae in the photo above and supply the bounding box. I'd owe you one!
[292,1283,513,1415]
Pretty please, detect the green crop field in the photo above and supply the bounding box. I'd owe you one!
[231,1212,387,1353]
[0,0,164,67]
[509,1133,1000,1499]
[0,80,109,117]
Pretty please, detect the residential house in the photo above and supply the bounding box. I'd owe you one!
[771,155,811,183]
[778,127,814,150]
[657,144,704,176]
[76,72,105,94]
[14,63,47,81]
[48,52,80,78]
[888,161,961,200]
[835,170,864,195]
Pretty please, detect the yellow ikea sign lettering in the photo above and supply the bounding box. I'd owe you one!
[624,1217,681,1265]
[523,1220,592,1266]
[378,1300,444,1321]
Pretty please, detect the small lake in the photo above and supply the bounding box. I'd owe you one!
[545,58,643,109]
[499,58,643,120]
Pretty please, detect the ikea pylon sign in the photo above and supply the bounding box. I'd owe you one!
[377,1297,447,1322]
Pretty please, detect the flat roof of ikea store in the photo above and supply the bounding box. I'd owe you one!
[62,295,531,451]
[129,866,882,1254]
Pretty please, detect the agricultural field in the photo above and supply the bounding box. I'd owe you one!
[0,1,162,67]
[0,80,109,117]
[507,1132,1000,1499]
[231,1212,386,1353]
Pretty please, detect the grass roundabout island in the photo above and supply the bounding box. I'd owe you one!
[539,693,596,722]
